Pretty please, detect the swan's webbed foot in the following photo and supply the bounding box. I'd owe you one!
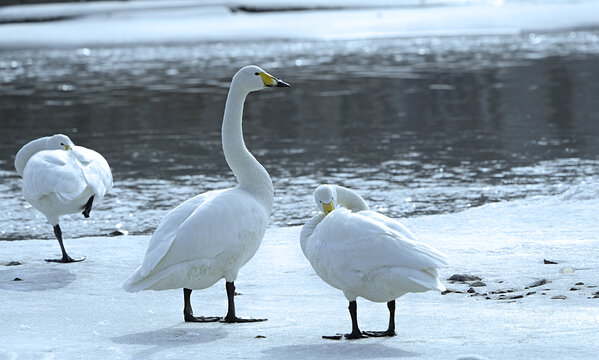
[219,316,267,324]
[362,330,396,337]
[322,330,369,340]
[182,288,220,323]
[344,330,368,340]
[82,196,94,218]
[220,281,267,324]
[184,314,220,323]
[45,255,85,263]
[322,334,343,340]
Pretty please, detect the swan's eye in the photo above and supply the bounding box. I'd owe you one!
[254,72,259,76]
[60,143,64,146]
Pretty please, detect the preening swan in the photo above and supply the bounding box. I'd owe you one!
[123,65,289,323]
[14,134,113,263]
[300,184,448,339]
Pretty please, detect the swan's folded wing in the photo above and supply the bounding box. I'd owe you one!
[360,210,416,240]
[317,210,448,278]
[22,150,87,203]
[73,146,113,198]
[138,189,228,277]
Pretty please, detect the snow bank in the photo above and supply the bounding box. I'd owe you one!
[0,0,598,47]
[1,189,598,359]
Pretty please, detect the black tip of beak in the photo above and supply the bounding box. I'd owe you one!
[275,79,290,88]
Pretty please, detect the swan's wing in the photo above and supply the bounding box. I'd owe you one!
[138,189,227,277]
[73,146,113,198]
[138,188,268,277]
[360,210,416,240]
[312,209,448,280]
[22,150,87,204]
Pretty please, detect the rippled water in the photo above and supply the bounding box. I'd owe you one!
[1,31,599,240]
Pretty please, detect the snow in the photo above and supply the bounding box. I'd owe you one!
[1,186,598,359]
[0,0,598,47]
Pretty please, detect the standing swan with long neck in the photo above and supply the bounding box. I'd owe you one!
[123,65,289,323]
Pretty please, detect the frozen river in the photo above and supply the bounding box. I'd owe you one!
[1,33,599,240]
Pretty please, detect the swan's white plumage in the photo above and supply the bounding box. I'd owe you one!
[16,134,112,226]
[301,185,448,303]
[123,65,287,296]
[125,188,269,291]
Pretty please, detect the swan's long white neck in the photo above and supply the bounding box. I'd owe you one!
[334,185,369,212]
[222,83,273,210]
[14,136,49,177]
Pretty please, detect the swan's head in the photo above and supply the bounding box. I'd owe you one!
[232,65,290,93]
[47,134,74,151]
[314,184,337,215]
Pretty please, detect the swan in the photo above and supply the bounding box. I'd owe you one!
[300,184,448,339]
[14,134,113,263]
[123,65,289,323]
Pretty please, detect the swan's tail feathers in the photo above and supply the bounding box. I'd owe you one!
[122,266,156,293]
[407,267,446,293]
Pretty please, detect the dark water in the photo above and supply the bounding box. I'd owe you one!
[1,31,599,240]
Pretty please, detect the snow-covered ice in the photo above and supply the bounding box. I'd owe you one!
[1,184,598,359]
[0,0,599,47]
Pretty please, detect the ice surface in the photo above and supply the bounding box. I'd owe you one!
[0,0,598,47]
[1,185,598,359]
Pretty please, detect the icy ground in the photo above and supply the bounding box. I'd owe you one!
[1,186,598,360]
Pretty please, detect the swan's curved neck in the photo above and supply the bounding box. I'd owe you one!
[335,185,369,212]
[14,137,49,177]
[222,84,273,209]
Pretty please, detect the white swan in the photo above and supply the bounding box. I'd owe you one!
[300,184,448,339]
[14,134,113,263]
[123,65,289,323]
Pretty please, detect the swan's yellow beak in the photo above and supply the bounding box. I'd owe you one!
[64,145,71,151]
[259,72,290,88]
[322,202,335,215]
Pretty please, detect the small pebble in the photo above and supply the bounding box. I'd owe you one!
[526,291,536,296]
[543,259,558,264]
[470,281,486,287]
[255,335,266,339]
[6,261,23,266]
[526,279,548,289]
[447,274,481,282]
[13,277,22,281]
[551,295,567,300]
[467,287,475,293]
[575,282,584,286]
[570,287,580,291]
[441,288,463,295]
[498,294,523,300]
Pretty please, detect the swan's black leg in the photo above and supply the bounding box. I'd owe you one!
[362,300,397,337]
[45,224,85,263]
[344,300,368,339]
[220,281,266,323]
[82,195,94,218]
[183,288,220,322]
[324,300,368,340]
